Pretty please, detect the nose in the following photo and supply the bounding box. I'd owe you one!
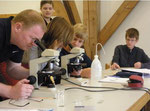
[31,41,36,46]
[74,41,79,46]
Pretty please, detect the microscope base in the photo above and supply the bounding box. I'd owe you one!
[68,77,89,86]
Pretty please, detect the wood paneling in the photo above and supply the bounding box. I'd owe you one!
[0,14,16,18]
[63,0,81,25]
[53,0,71,24]
[83,1,100,60]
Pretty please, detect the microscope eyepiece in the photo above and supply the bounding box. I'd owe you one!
[34,39,46,51]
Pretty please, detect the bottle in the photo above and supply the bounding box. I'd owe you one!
[91,55,102,82]
[90,43,105,83]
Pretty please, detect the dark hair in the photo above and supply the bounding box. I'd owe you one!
[42,17,74,48]
[40,0,54,9]
[125,28,139,40]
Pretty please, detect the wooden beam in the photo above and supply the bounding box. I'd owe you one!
[0,14,16,18]
[53,0,71,24]
[83,1,100,60]
[63,0,81,25]
[98,0,139,46]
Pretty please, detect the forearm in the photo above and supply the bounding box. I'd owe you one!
[7,66,29,80]
[0,83,12,98]
[141,62,150,69]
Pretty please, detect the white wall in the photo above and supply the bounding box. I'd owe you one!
[100,1,150,69]
[100,1,123,29]
[0,0,41,14]
[75,1,83,22]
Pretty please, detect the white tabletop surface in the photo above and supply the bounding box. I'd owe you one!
[0,69,150,111]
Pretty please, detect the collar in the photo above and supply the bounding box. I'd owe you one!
[125,45,135,53]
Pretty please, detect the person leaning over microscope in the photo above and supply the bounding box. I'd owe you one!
[60,23,92,78]
[0,9,47,100]
[29,16,74,85]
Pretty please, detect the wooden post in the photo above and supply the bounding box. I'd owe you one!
[83,1,100,60]
[63,0,81,25]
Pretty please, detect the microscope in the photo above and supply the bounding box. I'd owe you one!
[61,47,88,85]
[29,40,65,89]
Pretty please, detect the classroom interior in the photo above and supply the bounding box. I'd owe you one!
[1,0,150,110]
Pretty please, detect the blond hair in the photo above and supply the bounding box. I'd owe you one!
[74,23,88,40]
[12,9,47,32]
[42,17,74,48]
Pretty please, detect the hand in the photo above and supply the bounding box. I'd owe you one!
[9,79,34,99]
[81,68,91,78]
[134,62,142,69]
[71,69,82,76]
[111,63,120,70]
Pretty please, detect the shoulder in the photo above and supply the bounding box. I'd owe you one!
[0,16,14,25]
[115,45,126,50]
[134,46,145,52]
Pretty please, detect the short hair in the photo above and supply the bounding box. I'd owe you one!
[40,0,54,9]
[12,9,47,32]
[42,17,74,48]
[125,28,139,40]
[74,23,88,40]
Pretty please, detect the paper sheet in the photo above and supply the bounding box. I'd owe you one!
[121,68,150,74]
[99,76,129,84]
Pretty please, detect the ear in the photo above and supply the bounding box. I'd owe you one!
[14,22,22,32]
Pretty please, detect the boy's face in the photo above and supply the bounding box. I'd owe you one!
[126,36,138,49]
[71,36,84,48]
[41,3,54,19]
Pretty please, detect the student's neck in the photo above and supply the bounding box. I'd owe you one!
[44,17,50,24]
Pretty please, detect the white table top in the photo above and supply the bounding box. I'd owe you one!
[0,69,150,111]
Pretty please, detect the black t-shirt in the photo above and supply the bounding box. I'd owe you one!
[0,16,24,63]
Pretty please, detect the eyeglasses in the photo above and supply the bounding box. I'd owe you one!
[126,38,137,42]
[9,97,43,107]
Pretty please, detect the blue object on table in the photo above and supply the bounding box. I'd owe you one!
[114,71,142,78]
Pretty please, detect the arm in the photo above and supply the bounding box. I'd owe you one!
[0,79,34,99]
[6,60,29,80]
[82,53,92,68]
[81,68,91,78]
[111,46,121,69]
[111,62,120,70]
[141,61,150,69]
[134,49,150,68]
[112,46,120,65]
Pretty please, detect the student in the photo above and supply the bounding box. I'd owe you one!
[0,9,46,100]
[60,23,92,78]
[40,0,55,26]
[30,16,74,65]
[111,28,150,70]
